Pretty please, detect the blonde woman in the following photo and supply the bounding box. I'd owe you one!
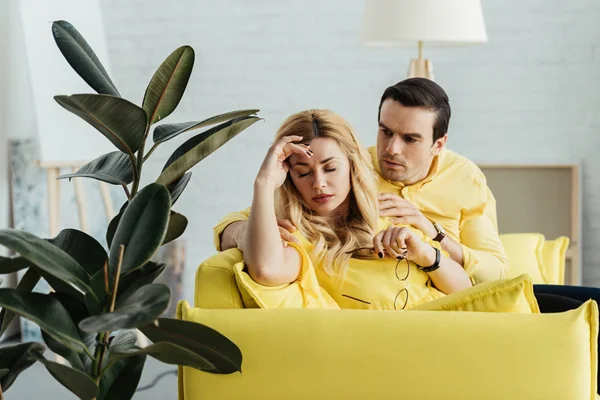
[239,110,471,310]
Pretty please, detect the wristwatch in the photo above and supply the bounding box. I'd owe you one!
[432,222,446,243]
[418,247,441,273]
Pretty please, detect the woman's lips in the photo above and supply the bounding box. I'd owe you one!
[312,194,333,204]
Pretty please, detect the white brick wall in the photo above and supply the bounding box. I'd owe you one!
[99,0,600,298]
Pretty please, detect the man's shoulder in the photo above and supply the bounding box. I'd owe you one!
[438,148,487,185]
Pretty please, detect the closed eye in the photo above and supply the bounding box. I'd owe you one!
[298,172,310,177]
[325,168,336,173]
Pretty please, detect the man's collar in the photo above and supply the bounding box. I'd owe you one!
[367,146,441,189]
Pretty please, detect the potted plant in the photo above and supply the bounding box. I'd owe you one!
[0,20,259,399]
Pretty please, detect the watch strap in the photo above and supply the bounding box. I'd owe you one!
[418,247,441,273]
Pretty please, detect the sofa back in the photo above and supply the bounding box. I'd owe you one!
[194,248,244,309]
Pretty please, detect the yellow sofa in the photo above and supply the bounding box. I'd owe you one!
[500,233,570,285]
[177,246,598,399]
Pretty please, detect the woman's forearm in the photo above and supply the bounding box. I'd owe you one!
[243,178,287,284]
[418,247,472,294]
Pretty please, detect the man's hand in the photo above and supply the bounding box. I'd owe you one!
[378,193,437,238]
[277,219,300,247]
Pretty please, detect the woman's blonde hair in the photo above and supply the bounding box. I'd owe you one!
[274,109,379,277]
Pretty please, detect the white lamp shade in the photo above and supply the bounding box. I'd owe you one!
[361,0,488,46]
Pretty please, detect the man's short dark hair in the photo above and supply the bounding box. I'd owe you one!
[378,78,451,142]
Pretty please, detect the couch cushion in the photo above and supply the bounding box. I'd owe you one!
[500,233,546,283]
[412,273,539,313]
[178,299,598,400]
[542,236,570,285]
[194,248,244,309]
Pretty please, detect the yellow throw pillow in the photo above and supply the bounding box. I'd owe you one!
[412,274,539,313]
[542,236,570,285]
[178,299,598,400]
[500,233,546,284]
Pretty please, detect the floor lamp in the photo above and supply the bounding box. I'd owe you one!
[360,0,488,80]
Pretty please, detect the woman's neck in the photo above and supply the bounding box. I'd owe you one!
[327,196,351,228]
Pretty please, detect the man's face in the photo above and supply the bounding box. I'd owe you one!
[376,99,446,185]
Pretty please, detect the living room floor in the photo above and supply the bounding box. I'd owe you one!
[5,355,176,399]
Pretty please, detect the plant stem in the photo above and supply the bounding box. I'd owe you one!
[91,331,107,378]
[92,245,125,390]
[121,184,131,200]
[131,125,151,197]
[103,260,109,295]
[110,245,125,312]
[143,142,159,162]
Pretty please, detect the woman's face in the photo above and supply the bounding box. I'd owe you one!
[288,137,352,218]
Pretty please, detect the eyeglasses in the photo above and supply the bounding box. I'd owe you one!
[346,247,410,310]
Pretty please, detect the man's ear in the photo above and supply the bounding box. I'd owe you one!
[431,134,447,156]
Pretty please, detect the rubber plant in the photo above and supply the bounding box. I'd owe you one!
[0,20,259,399]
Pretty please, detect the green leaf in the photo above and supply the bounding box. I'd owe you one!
[85,269,107,316]
[98,354,146,400]
[0,342,45,391]
[41,331,84,371]
[166,172,192,205]
[0,229,93,295]
[31,351,98,399]
[111,341,215,371]
[0,289,87,353]
[51,20,120,97]
[108,184,171,279]
[37,268,85,304]
[79,284,170,333]
[54,94,147,156]
[0,256,29,274]
[106,202,128,248]
[117,262,166,299]
[41,293,95,372]
[152,109,259,144]
[140,317,242,374]
[110,331,138,349]
[57,152,134,186]
[143,46,195,125]
[156,116,260,186]
[163,212,187,245]
[0,268,40,336]
[48,229,107,277]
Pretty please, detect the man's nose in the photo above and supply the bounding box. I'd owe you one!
[386,136,404,156]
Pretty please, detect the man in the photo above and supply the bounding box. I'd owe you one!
[215,78,507,284]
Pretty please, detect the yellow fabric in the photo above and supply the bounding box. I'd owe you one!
[213,147,508,285]
[368,146,508,284]
[178,299,598,400]
[412,273,540,313]
[194,248,245,309]
[542,236,570,285]
[500,233,546,284]
[233,242,340,309]
[233,218,446,310]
